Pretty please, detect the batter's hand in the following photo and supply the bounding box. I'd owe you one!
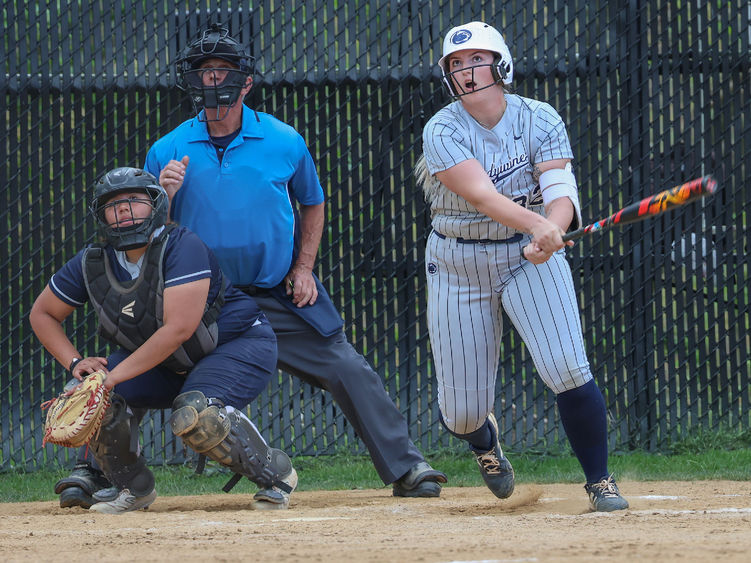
[159,155,190,199]
[285,266,318,307]
[529,219,566,254]
[523,243,554,264]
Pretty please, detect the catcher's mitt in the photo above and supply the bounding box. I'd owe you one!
[42,370,111,448]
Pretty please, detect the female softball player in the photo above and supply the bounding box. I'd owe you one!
[30,167,297,513]
[416,21,628,511]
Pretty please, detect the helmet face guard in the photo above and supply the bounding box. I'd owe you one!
[175,23,255,122]
[438,21,513,99]
[441,61,507,99]
[90,168,168,251]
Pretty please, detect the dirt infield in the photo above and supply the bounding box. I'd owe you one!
[2,480,750,562]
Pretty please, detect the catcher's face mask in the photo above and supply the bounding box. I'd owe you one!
[102,192,154,228]
[90,168,168,251]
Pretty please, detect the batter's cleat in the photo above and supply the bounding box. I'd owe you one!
[584,475,629,512]
[253,467,298,510]
[58,486,95,509]
[472,413,515,499]
[392,461,448,498]
[54,462,113,496]
[89,488,157,514]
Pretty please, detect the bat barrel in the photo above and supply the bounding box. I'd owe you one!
[561,174,717,243]
[699,174,718,195]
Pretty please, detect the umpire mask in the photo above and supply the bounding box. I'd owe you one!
[175,23,255,122]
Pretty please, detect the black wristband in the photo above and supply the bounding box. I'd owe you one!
[68,357,82,373]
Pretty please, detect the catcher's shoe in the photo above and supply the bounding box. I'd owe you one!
[584,475,629,512]
[92,486,120,503]
[471,413,515,499]
[54,462,112,496]
[59,486,95,509]
[392,461,448,498]
[253,467,298,510]
[89,488,157,514]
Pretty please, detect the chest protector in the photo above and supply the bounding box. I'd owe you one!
[82,226,225,373]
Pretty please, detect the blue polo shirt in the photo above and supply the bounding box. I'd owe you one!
[145,107,325,287]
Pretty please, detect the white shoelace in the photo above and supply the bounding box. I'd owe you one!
[476,450,501,474]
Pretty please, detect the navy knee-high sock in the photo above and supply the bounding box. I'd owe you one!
[556,379,609,484]
[439,412,494,452]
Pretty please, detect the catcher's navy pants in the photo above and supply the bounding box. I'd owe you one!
[110,318,277,410]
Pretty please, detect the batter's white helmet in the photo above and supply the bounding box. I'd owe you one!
[438,21,513,98]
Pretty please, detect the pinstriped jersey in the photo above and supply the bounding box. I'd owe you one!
[422,94,574,240]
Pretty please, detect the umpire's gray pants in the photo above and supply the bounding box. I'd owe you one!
[252,293,424,484]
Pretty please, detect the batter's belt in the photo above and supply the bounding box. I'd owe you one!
[432,230,523,245]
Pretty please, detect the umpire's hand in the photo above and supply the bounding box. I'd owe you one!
[285,265,318,307]
[160,155,190,200]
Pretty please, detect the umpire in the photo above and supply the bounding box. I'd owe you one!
[144,23,446,497]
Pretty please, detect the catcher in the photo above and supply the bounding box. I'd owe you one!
[30,166,297,514]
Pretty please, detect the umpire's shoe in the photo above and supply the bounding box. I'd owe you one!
[55,462,113,509]
[584,475,629,512]
[392,461,448,498]
[59,487,96,509]
[471,413,515,499]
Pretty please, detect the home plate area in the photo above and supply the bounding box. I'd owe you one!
[1,481,749,562]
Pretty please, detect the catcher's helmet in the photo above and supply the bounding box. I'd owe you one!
[90,167,168,251]
[438,21,513,99]
[175,23,255,121]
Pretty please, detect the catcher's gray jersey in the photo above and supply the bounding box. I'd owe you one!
[421,94,591,435]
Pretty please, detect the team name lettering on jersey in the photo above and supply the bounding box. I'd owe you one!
[488,154,528,185]
[529,185,543,206]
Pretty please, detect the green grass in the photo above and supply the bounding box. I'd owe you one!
[2,445,750,503]
[665,426,751,455]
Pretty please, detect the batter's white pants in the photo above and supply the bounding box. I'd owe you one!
[425,231,593,434]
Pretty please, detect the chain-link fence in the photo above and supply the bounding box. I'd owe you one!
[2,1,749,471]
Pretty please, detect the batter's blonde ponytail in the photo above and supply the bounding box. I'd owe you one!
[414,153,441,203]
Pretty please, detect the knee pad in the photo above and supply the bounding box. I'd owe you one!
[90,393,154,497]
[170,391,293,491]
[170,390,231,453]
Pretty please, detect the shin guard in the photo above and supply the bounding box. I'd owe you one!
[170,390,293,491]
[89,394,154,497]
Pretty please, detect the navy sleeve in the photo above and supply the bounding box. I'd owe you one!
[48,249,89,307]
[162,228,213,288]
